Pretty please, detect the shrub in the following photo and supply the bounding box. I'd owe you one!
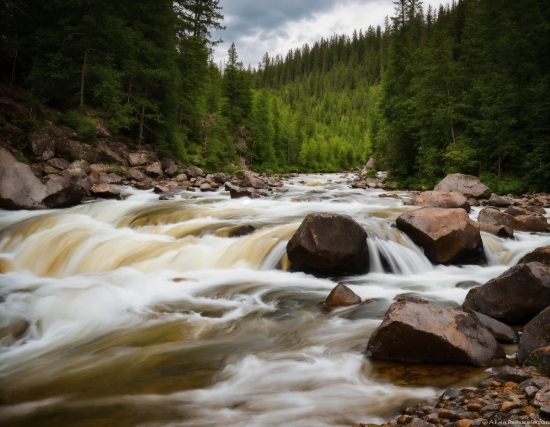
[62,111,97,144]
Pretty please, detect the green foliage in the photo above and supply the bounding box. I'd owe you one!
[106,167,123,174]
[62,111,97,144]
[14,154,31,164]
[366,169,377,178]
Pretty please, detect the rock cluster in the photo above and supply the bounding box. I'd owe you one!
[353,366,550,427]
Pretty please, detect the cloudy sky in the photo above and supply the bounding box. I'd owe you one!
[211,0,396,68]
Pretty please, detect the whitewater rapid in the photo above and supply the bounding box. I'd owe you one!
[0,174,548,427]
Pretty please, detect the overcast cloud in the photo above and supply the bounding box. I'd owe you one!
[212,0,395,68]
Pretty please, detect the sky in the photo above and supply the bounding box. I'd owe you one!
[211,0,396,69]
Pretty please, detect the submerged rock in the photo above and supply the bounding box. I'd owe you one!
[463,262,550,325]
[434,174,490,199]
[396,208,484,265]
[287,213,369,275]
[367,301,505,366]
[478,222,514,239]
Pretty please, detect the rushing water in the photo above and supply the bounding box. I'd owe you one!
[1,174,549,427]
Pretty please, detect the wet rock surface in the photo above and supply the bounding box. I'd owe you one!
[353,366,550,427]
[367,301,505,366]
[325,283,362,307]
[396,208,485,265]
[287,213,369,275]
[406,191,470,212]
[462,262,550,325]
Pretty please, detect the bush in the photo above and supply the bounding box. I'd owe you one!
[62,111,97,144]
[366,169,377,178]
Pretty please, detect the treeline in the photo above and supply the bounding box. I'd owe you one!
[3,1,548,187]
[371,0,550,193]
[245,25,390,171]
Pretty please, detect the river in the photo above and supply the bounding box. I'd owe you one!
[1,173,549,427]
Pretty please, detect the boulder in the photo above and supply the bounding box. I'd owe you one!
[515,214,549,232]
[524,346,550,375]
[145,162,163,178]
[478,207,548,232]
[366,157,377,170]
[505,206,539,217]
[124,168,148,182]
[29,129,56,160]
[238,170,265,189]
[43,165,60,175]
[286,213,369,275]
[0,147,47,210]
[128,153,149,166]
[488,193,514,207]
[60,168,93,195]
[463,309,519,343]
[434,174,491,199]
[186,166,204,178]
[176,173,188,182]
[209,173,228,184]
[478,222,514,239]
[325,283,362,307]
[67,160,91,174]
[366,178,380,188]
[47,158,70,170]
[366,301,505,366]
[153,185,169,194]
[352,181,367,189]
[462,262,550,325]
[43,175,86,208]
[229,187,259,199]
[90,184,120,198]
[518,246,550,266]
[200,183,212,192]
[407,191,470,212]
[517,306,550,365]
[396,208,484,264]
[162,159,178,176]
[97,173,123,185]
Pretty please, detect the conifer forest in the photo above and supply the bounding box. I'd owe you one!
[1,0,549,192]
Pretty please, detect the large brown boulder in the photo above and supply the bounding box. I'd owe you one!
[287,213,369,275]
[518,246,550,266]
[463,309,519,343]
[367,301,505,366]
[478,207,548,232]
[516,306,550,365]
[186,166,204,178]
[396,208,484,264]
[434,174,491,199]
[407,191,470,212]
[462,262,550,325]
[0,147,47,210]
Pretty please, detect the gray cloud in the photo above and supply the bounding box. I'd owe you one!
[212,0,395,67]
